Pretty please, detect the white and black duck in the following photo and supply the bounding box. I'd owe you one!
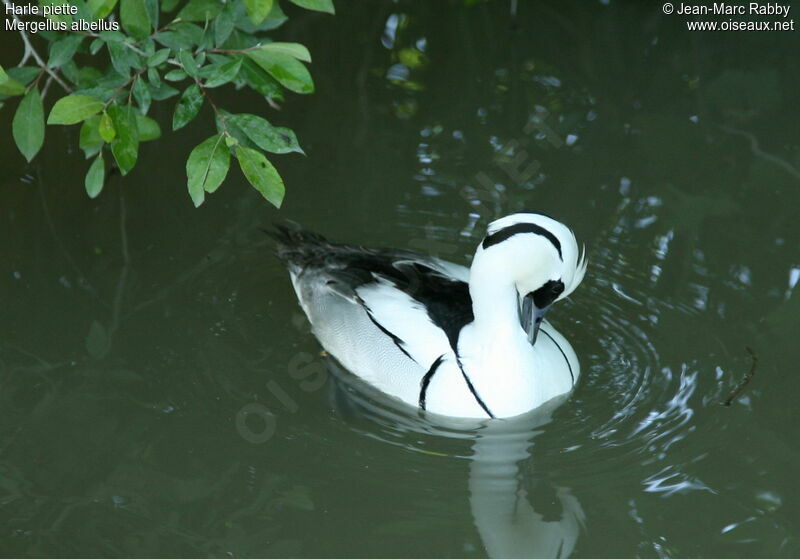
[272,213,587,419]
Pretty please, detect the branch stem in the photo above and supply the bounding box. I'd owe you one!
[722,347,758,406]
[2,0,73,93]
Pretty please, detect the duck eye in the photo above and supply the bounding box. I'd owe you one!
[531,279,565,308]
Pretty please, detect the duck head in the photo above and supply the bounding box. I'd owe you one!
[471,213,587,344]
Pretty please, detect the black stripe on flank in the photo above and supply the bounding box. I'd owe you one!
[482,223,563,261]
[456,356,495,418]
[363,308,417,364]
[540,329,574,386]
[419,354,445,410]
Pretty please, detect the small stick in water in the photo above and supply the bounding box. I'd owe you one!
[722,347,757,407]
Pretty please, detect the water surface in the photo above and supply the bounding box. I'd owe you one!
[2,1,800,557]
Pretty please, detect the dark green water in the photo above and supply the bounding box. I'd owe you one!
[3,1,800,557]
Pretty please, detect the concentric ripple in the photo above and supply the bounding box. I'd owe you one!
[322,215,730,505]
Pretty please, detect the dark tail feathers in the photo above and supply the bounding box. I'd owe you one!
[266,222,333,269]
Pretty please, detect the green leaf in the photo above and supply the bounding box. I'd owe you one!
[136,114,161,141]
[7,67,40,85]
[149,81,179,100]
[247,49,313,94]
[214,4,235,46]
[133,77,151,114]
[229,113,303,154]
[74,68,104,90]
[288,0,334,14]
[141,39,156,58]
[0,65,8,83]
[100,30,126,42]
[120,0,151,39]
[154,31,193,50]
[143,0,159,29]
[0,71,26,95]
[161,0,179,11]
[90,37,104,54]
[172,84,203,130]
[147,48,171,67]
[47,35,83,69]
[77,67,105,89]
[172,22,205,45]
[40,0,73,23]
[108,104,140,175]
[88,0,118,19]
[240,58,284,98]
[243,0,272,24]
[186,134,231,206]
[147,66,161,87]
[178,49,199,77]
[13,86,45,162]
[233,0,286,32]
[177,0,222,21]
[48,94,104,125]
[107,41,140,76]
[99,112,116,142]
[164,69,188,81]
[73,84,121,103]
[71,0,94,22]
[235,146,285,207]
[80,116,104,158]
[203,58,242,88]
[218,115,252,149]
[85,152,105,198]
[259,42,311,63]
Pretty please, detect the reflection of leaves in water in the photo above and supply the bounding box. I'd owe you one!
[660,184,738,235]
[85,319,110,360]
[376,515,455,536]
[0,343,313,559]
[373,496,470,536]
[704,69,781,121]
[275,484,315,511]
[633,115,714,184]
[765,291,799,347]
[744,148,800,189]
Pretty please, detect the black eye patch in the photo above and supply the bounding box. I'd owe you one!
[530,280,565,309]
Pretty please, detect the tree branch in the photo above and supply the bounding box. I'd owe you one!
[722,347,758,406]
[2,0,73,93]
[718,124,800,181]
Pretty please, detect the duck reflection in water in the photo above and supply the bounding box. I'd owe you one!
[328,364,585,559]
[468,401,585,559]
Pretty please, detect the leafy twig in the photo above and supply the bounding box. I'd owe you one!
[207,45,262,55]
[195,78,219,113]
[722,347,758,406]
[1,0,73,93]
[5,0,321,209]
[41,75,55,99]
[123,41,148,57]
[103,68,146,108]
